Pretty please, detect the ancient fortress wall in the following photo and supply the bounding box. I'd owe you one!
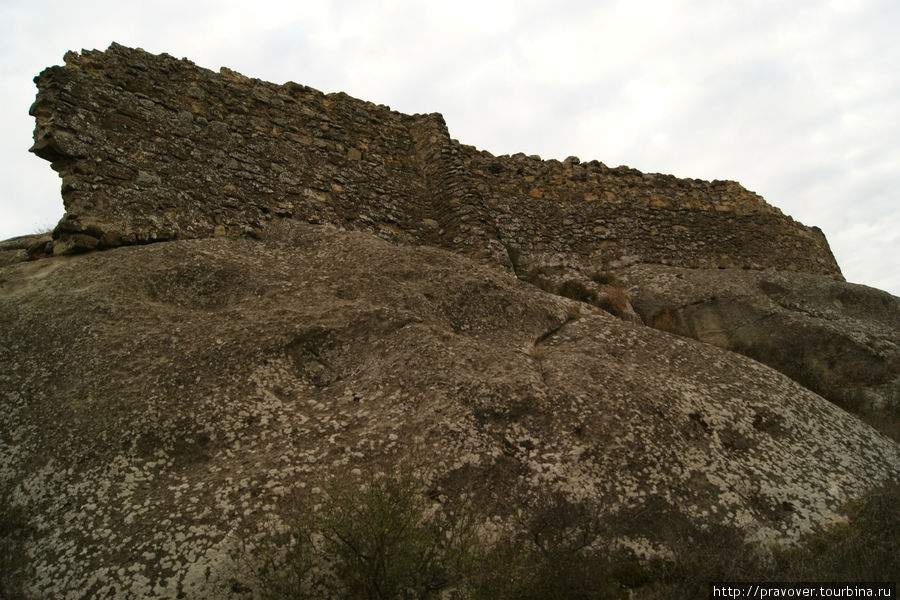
[30,43,842,278]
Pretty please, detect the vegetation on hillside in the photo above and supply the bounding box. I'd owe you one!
[239,473,900,600]
[0,489,33,600]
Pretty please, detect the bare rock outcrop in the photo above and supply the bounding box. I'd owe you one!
[1,222,897,598]
[3,43,899,598]
[625,265,900,438]
[0,233,51,267]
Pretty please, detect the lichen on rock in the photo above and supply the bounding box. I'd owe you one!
[2,43,897,599]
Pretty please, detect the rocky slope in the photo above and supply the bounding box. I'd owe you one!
[1,44,899,599]
[24,43,899,426]
[2,222,898,598]
[625,264,899,435]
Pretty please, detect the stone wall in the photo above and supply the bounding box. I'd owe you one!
[30,43,842,278]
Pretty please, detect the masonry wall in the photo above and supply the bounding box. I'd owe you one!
[30,43,842,278]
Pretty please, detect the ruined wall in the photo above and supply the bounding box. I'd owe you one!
[30,43,842,278]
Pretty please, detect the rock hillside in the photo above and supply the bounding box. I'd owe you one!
[626,264,899,432]
[1,44,898,599]
[2,222,898,599]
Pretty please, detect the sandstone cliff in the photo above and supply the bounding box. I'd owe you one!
[1,44,898,599]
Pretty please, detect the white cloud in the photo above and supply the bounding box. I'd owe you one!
[1,0,897,294]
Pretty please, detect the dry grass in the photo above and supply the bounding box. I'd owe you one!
[603,284,631,316]
[650,309,677,334]
[590,272,619,286]
[528,344,547,362]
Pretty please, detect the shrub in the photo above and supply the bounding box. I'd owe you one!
[590,272,619,286]
[566,304,582,320]
[520,267,556,294]
[557,280,597,304]
[528,344,547,362]
[0,490,33,600]
[245,472,481,600]
[470,542,626,600]
[772,478,900,581]
[834,389,900,443]
[469,490,626,600]
[243,475,900,600]
[605,285,630,314]
[641,479,900,597]
[644,521,768,599]
[593,283,631,318]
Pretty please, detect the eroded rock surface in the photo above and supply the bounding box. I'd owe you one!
[1,223,897,599]
[625,264,900,437]
[5,43,899,599]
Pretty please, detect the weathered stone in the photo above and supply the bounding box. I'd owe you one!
[51,232,98,255]
[134,169,161,186]
[29,43,841,279]
[1,222,896,599]
[626,264,900,436]
[3,44,898,600]
[0,234,50,266]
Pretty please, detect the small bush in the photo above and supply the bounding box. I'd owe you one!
[557,280,597,304]
[772,478,900,581]
[837,389,900,443]
[470,543,626,600]
[29,223,55,237]
[591,272,619,286]
[243,475,900,600]
[528,344,547,362]
[593,283,631,318]
[520,265,553,282]
[642,479,900,597]
[469,491,626,600]
[520,268,556,294]
[644,521,768,599]
[605,285,630,314]
[1,491,33,600]
[245,472,481,599]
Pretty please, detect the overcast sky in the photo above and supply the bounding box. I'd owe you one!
[1,0,898,294]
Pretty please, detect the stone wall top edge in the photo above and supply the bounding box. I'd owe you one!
[61,44,760,196]
[56,42,441,130]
